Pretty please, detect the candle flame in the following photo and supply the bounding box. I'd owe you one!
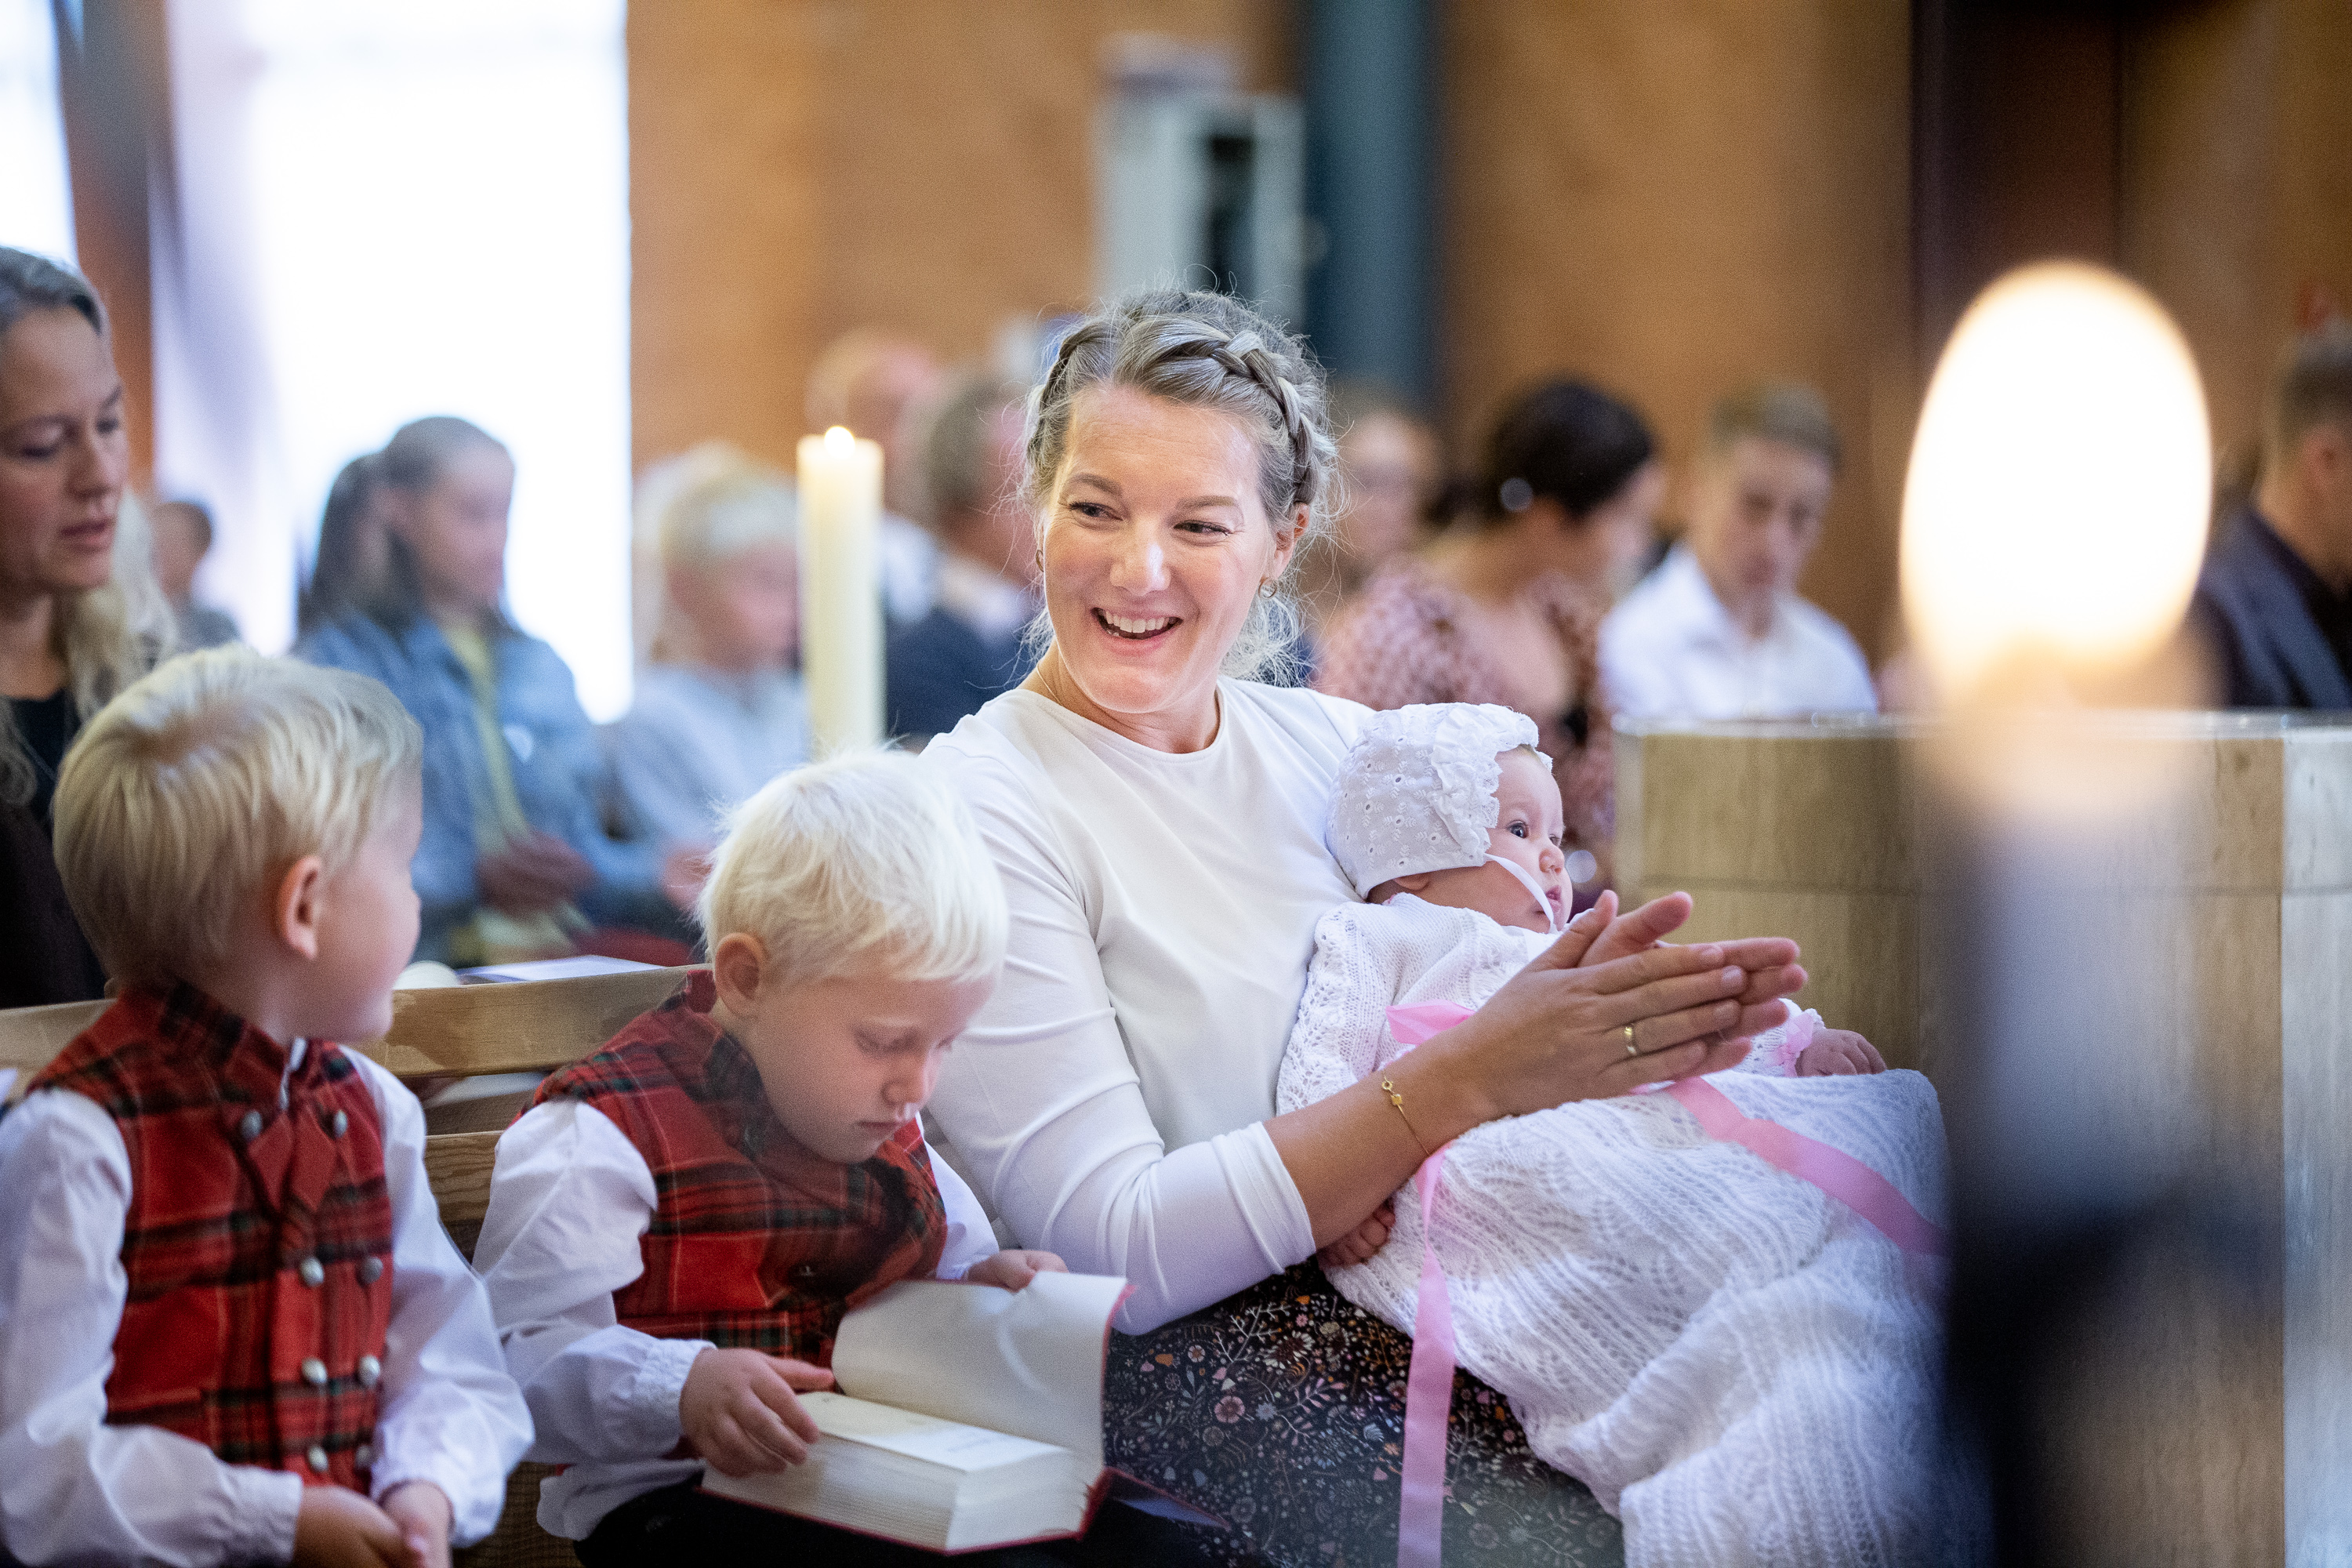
[1902,261,2209,706]
[824,425,855,454]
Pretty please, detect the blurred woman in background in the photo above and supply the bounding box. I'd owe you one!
[301,415,680,965]
[606,442,807,856]
[296,450,395,639]
[1292,381,1441,650]
[0,248,174,1005]
[1316,378,1663,897]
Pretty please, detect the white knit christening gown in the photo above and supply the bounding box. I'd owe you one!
[1276,895,1947,1568]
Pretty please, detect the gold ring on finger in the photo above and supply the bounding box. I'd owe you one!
[1622,1024,1639,1057]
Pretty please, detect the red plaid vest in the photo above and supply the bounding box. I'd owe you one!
[535,971,946,1364]
[28,985,394,1489]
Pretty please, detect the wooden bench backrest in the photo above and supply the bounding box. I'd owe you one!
[0,967,694,1229]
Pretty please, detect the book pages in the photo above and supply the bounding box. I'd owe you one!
[830,1272,1130,1469]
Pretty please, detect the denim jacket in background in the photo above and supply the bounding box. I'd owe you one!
[298,612,663,962]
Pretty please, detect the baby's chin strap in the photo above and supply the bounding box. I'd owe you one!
[1485,854,1563,935]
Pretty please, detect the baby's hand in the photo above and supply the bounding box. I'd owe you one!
[679,1347,834,1477]
[962,1249,1067,1290]
[1798,1029,1886,1076]
[1318,1202,1396,1269]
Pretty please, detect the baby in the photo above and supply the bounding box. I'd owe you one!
[1279,703,1945,1568]
[474,752,1063,1563]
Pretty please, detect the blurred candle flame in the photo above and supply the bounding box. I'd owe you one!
[1902,263,2215,815]
[1902,262,2211,707]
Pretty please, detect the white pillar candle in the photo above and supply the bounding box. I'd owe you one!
[797,425,884,754]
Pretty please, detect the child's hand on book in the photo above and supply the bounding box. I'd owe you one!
[1317,1201,1395,1269]
[962,1249,1068,1290]
[290,1485,414,1568]
[1797,1029,1886,1076]
[681,1348,836,1477]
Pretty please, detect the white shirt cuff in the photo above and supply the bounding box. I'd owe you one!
[222,1465,307,1565]
[633,1335,710,1437]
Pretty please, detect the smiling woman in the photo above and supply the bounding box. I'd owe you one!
[0,247,174,1007]
[919,289,1806,1562]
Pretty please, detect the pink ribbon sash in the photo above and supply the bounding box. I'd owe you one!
[1377,1000,1947,1567]
[1660,1079,1947,1256]
[1397,1150,1455,1568]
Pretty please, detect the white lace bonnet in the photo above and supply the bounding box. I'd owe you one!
[1328,702,1544,898]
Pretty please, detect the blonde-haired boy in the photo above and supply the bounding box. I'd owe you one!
[475,750,1061,1562]
[0,648,532,1567]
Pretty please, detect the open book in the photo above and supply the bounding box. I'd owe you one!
[700,1271,1219,1553]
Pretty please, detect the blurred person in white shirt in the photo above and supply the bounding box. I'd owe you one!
[1601,383,1875,720]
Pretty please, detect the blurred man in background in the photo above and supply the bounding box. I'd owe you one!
[2191,325,2352,710]
[1601,382,1873,720]
[886,371,1038,744]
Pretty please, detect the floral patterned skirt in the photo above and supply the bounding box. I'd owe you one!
[1098,1263,1624,1568]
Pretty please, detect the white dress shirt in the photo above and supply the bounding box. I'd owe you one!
[0,1048,533,1566]
[930,553,1040,644]
[1600,546,1878,720]
[473,1099,999,1540]
[879,511,939,625]
[919,682,1365,1334]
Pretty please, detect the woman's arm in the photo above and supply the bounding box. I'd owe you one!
[929,775,1804,1331]
[926,800,1316,1331]
[1265,900,1801,1250]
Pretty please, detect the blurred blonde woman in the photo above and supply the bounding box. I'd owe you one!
[0,248,176,1004]
[607,443,809,854]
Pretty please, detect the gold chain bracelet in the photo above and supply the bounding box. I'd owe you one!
[1378,1075,1432,1161]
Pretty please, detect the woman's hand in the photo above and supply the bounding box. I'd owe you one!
[1419,898,1808,1123]
[1576,889,1805,1017]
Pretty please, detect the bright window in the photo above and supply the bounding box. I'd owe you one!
[0,0,75,263]
[158,0,633,717]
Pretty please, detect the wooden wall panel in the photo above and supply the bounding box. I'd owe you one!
[2125,0,2352,478]
[627,2,1290,474]
[629,0,2347,660]
[1441,2,1915,662]
[628,2,827,473]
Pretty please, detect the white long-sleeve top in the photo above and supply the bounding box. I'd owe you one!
[0,1049,533,1566]
[473,1098,1000,1540]
[919,682,1367,1333]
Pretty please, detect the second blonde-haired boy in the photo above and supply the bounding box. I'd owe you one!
[475,751,1062,1563]
[0,648,532,1568]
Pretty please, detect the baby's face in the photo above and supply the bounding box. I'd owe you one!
[1410,750,1568,934]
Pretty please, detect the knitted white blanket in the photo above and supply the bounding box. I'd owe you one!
[1276,895,1946,1568]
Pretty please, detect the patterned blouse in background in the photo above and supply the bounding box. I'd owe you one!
[1312,556,1617,874]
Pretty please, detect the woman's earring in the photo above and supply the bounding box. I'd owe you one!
[1258,580,1276,599]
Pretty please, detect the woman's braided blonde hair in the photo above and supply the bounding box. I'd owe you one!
[1023,289,1338,682]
